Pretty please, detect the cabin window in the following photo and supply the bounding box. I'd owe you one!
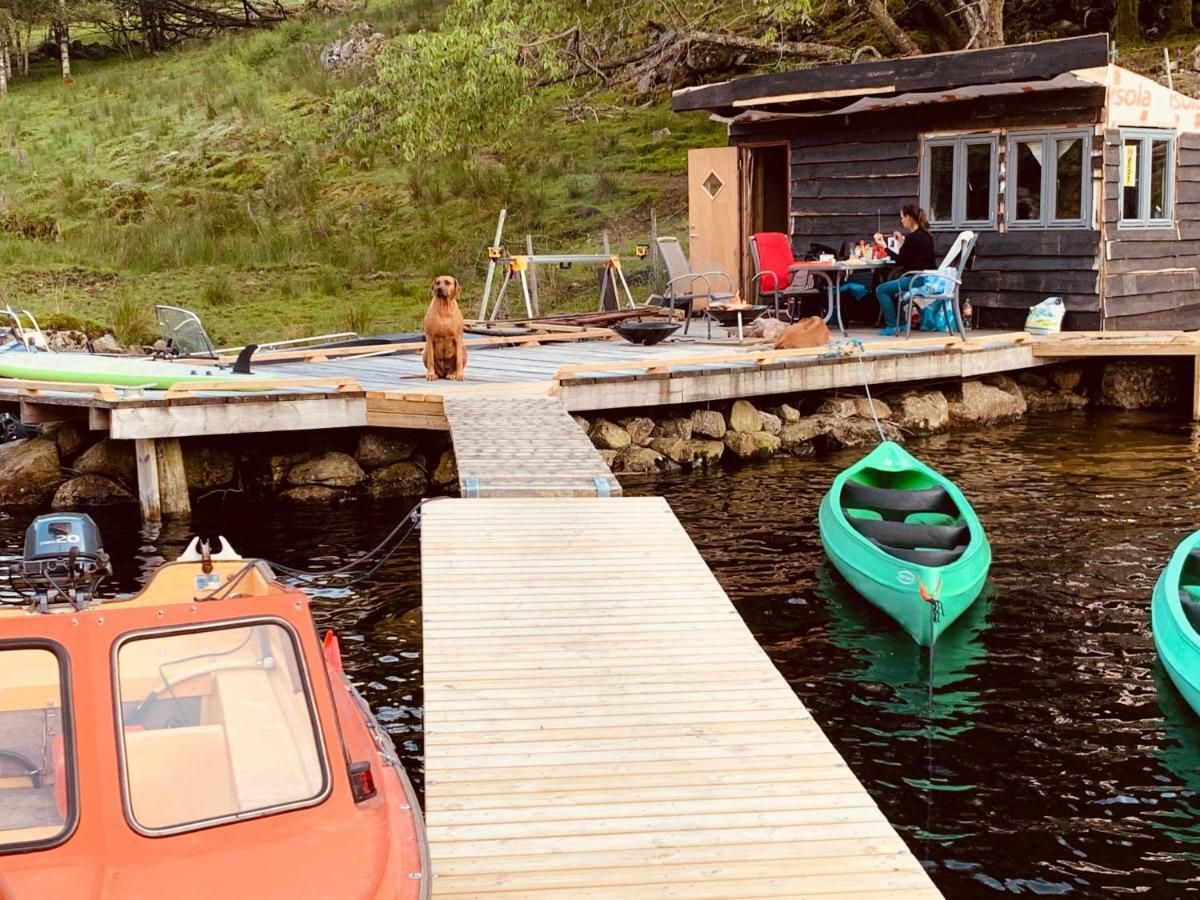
[1120,129,1176,227]
[0,642,75,853]
[115,620,329,835]
[1004,129,1092,228]
[920,135,998,230]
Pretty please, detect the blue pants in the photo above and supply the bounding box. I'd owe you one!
[876,276,914,328]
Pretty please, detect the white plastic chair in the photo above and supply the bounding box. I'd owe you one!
[901,230,977,340]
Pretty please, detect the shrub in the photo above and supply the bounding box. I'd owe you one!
[110,292,156,346]
[38,312,108,340]
[341,297,374,335]
[200,270,237,307]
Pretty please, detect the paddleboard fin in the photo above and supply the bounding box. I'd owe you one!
[232,344,258,375]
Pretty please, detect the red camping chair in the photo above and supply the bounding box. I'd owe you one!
[748,232,815,319]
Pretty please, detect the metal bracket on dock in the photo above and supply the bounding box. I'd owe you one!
[462,477,481,499]
[593,477,612,498]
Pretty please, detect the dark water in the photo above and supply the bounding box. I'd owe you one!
[5,409,1200,896]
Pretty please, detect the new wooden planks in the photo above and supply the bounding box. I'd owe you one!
[422,498,939,898]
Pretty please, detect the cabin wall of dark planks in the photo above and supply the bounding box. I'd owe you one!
[1101,129,1200,331]
[731,89,1106,330]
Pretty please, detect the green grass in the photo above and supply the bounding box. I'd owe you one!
[0,7,722,344]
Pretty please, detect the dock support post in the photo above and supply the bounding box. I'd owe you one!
[155,438,191,519]
[134,438,161,523]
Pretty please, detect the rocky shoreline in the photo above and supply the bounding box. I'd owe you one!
[0,358,1187,510]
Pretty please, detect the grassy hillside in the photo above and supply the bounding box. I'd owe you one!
[0,2,722,345]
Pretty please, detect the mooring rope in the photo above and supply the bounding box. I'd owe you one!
[267,504,421,588]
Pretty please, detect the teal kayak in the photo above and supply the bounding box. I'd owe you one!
[1152,530,1200,717]
[818,440,991,645]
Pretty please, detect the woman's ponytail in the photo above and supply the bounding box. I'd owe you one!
[901,202,931,232]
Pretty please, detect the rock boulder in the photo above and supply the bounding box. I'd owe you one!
[431,451,458,490]
[74,438,135,484]
[892,391,949,433]
[728,400,763,434]
[288,451,366,488]
[948,381,1027,426]
[590,419,632,450]
[355,430,417,469]
[724,431,781,459]
[51,475,133,508]
[280,485,348,504]
[0,438,60,505]
[689,409,726,439]
[1098,360,1184,409]
[368,462,427,499]
[183,446,236,490]
[620,416,655,445]
[651,417,693,441]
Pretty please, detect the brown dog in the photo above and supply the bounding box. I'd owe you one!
[423,275,467,380]
[773,316,831,350]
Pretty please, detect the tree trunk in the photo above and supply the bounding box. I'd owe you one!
[981,0,1004,48]
[58,0,71,80]
[866,0,921,56]
[1172,0,1194,32]
[0,43,8,97]
[1116,0,1140,47]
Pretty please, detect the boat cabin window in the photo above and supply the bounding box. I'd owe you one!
[115,621,329,835]
[0,644,74,853]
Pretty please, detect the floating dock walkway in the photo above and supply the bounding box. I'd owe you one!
[421,497,940,898]
[442,395,620,497]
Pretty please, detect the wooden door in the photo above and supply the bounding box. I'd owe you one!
[687,147,742,307]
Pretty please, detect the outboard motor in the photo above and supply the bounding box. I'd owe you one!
[20,514,112,609]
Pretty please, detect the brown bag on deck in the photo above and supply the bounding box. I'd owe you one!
[773,316,831,350]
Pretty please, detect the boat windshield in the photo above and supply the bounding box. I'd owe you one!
[115,621,328,835]
[155,306,217,359]
[0,645,73,852]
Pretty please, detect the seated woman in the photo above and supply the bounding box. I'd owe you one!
[873,204,937,335]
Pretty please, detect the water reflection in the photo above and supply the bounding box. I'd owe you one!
[819,564,990,739]
[3,410,1200,895]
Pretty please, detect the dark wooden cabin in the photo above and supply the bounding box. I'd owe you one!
[672,35,1200,331]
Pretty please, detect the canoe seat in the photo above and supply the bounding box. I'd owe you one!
[840,481,959,522]
[847,517,969,567]
[1180,590,1200,633]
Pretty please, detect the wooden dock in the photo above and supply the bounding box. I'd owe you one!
[3,328,1199,520]
[443,395,620,497]
[421,497,940,898]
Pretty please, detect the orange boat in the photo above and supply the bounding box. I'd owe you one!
[0,514,430,899]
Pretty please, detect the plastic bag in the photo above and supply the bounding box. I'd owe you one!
[1024,297,1066,335]
[919,298,958,332]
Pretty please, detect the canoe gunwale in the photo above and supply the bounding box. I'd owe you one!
[823,441,989,578]
[1154,532,1200,707]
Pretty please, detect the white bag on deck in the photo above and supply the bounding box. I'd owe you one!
[1024,297,1066,335]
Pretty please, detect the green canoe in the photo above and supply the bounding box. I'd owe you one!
[1152,530,1200,718]
[818,440,991,645]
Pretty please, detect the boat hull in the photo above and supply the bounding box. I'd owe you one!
[818,441,991,645]
[1153,531,1200,718]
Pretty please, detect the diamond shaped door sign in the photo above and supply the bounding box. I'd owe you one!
[702,171,724,199]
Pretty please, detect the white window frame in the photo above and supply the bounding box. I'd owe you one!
[1005,128,1092,229]
[1119,128,1176,229]
[920,134,999,231]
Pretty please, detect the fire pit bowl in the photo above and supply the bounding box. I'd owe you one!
[706,305,769,327]
[611,321,682,346]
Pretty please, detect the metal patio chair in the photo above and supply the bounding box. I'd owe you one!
[652,236,735,334]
